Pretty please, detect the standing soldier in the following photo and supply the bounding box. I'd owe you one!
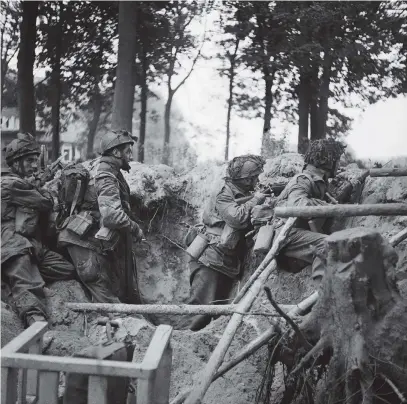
[272,138,347,281]
[182,155,268,331]
[58,130,144,304]
[1,133,76,327]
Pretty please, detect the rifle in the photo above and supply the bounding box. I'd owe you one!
[235,183,287,205]
[35,156,65,186]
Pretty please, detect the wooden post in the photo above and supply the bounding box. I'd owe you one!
[1,367,19,404]
[369,167,407,177]
[274,203,407,218]
[136,325,173,404]
[37,371,59,404]
[88,376,108,404]
[389,228,407,247]
[26,335,42,399]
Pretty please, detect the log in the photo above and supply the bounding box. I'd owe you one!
[389,227,407,247]
[184,259,278,404]
[65,303,291,317]
[369,167,407,177]
[274,203,407,218]
[233,217,297,304]
[170,326,278,404]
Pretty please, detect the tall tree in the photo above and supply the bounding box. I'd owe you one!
[159,2,207,165]
[1,1,20,100]
[111,1,138,132]
[17,1,39,134]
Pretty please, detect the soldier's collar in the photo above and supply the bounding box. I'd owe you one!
[225,180,250,198]
[303,165,327,182]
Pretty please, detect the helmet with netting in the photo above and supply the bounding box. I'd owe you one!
[226,154,266,180]
[304,139,346,168]
[4,132,40,165]
[100,130,138,155]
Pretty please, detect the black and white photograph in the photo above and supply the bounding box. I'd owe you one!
[1,1,407,403]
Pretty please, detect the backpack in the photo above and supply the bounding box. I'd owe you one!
[57,163,90,222]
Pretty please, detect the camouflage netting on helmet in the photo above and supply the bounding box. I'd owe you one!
[226,154,266,180]
[4,132,40,164]
[304,138,346,168]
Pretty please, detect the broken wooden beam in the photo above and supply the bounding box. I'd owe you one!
[233,217,297,304]
[184,259,278,404]
[369,167,407,177]
[389,228,407,247]
[274,203,407,218]
[65,302,291,317]
[171,326,278,404]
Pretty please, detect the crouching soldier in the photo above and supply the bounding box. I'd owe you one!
[1,133,76,327]
[58,130,144,304]
[182,155,269,331]
[270,138,346,282]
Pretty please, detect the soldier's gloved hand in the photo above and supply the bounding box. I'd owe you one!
[130,221,144,242]
[252,191,268,205]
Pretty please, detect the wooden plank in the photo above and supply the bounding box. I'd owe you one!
[2,353,148,379]
[140,325,173,371]
[1,322,48,355]
[136,376,155,404]
[1,367,18,404]
[19,368,27,404]
[390,228,407,247]
[369,167,407,177]
[88,376,108,404]
[153,345,172,404]
[274,203,407,218]
[26,338,42,398]
[37,371,59,404]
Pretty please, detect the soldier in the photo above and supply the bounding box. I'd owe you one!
[182,155,268,331]
[58,130,144,304]
[1,133,76,327]
[272,138,346,281]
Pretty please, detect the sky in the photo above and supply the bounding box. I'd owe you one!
[163,8,407,163]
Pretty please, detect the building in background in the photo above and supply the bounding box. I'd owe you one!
[1,107,81,164]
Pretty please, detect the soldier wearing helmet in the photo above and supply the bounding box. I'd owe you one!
[58,130,144,304]
[1,133,75,327]
[270,138,346,280]
[180,154,269,331]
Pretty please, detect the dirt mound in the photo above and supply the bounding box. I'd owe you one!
[2,153,406,404]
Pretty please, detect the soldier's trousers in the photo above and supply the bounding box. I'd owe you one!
[180,265,234,331]
[1,246,76,325]
[277,228,326,280]
[66,245,121,304]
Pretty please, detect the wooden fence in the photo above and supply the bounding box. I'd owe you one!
[1,322,173,404]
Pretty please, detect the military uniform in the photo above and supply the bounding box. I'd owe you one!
[183,155,266,331]
[272,139,346,279]
[1,148,75,326]
[58,131,141,304]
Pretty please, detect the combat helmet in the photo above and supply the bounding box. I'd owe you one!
[100,130,138,155]
[304,139,346,169]
[226,154,266,180]
[4,132,40,165]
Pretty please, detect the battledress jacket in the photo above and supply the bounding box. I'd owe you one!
[1,167,53,264]
[275,164,330,231]
[58,156,135,252]
[190,180,261,279]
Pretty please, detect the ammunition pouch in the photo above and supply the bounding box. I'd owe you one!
[15,206,39,237]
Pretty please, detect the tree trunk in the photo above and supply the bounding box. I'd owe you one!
[111,1,138,132]
[162,93,173,166]
[86,88,102,158]
[225,39,240,161]
[261,69,275,155]
[51,3,63,161]
[297,71,310,154]
[17,1,38,134]
[318,52,332,139]
[309,65,320,141]
[138,46,148,163]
